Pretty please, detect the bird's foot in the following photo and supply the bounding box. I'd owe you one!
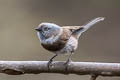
[64,58,72,71]
[47,54,58,70]
[47,59,54,70]
[64,58,72,65]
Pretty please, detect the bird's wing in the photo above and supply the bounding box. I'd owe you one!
[62,26,83,32]
[62,26,84,39]
[59,27,72,41]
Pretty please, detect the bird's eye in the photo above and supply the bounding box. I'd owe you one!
[44,27,50,31]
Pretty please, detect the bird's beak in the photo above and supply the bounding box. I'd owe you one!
[35,27,42,31]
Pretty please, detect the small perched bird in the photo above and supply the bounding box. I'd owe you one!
[35,17,105,67]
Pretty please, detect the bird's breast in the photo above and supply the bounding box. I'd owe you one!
[41,39,67,52]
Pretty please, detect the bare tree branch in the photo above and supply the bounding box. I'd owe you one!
[0,61,120,76]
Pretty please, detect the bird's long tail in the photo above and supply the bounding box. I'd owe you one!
[82,17,105,32]
[72,17,105,39]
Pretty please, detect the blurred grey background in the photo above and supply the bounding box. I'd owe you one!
[0,0,120,80]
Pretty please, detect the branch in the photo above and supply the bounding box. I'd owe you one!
[0,61,120,77]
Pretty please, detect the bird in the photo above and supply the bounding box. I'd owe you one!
[35,17,105,67]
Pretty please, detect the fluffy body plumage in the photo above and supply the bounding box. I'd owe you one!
[35,17,105,67]
[35,17,104,55]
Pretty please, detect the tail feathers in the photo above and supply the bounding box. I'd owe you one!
[72,17,105,39]
[82,17,105,32]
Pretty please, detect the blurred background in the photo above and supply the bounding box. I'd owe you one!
[0,0,120,80]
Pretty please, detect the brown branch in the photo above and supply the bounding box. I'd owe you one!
[0,61,120,76]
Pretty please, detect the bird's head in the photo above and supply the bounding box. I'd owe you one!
[35,23,62,40]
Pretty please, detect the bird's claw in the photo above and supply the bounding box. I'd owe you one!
[47,59,53,69]
[64,58,72,71]
[64,58,72,65]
